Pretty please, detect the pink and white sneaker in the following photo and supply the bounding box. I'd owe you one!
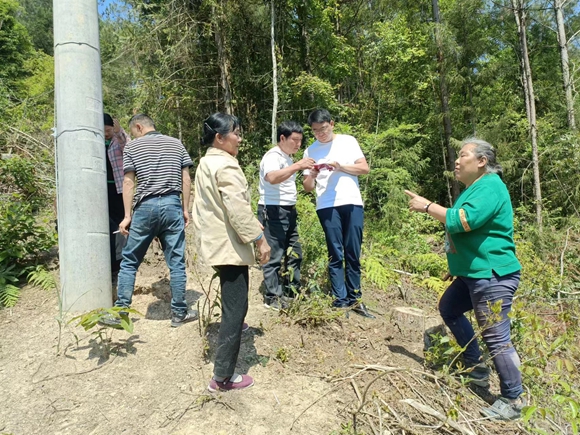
[208,374,254,392]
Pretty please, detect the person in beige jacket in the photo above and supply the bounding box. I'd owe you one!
[193,113,270,393]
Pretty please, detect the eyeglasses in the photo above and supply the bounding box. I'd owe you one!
[311,124,331,135]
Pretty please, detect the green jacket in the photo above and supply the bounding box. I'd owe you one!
[445,173,521,278]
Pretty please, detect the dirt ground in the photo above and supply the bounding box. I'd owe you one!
[0,242,532,435]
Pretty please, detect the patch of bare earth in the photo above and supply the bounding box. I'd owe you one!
[1,242,533,435]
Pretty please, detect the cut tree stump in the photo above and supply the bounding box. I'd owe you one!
[390,306,446,348]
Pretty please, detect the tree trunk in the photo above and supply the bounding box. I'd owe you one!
[213,1,234,114]
[432,0,460,202]
[554,0,576,130]
[512,0,543,229]
[271,0,278,145]
[176,98,183,142]
[297,2,312,74]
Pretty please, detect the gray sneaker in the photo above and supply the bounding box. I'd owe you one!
[171,309,199,328]
[481,395,526,420]
[466,362,491,388]
[264,297,289,311]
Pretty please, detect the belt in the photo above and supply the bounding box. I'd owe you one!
[260,204,296,210]
[141,191,180,202]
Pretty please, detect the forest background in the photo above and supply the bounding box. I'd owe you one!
[2,0,580,432]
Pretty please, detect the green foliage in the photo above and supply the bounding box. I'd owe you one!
[0,153,55,308]
[69,307,142,334]
[406,253,448,277]
[274,347,290,364]
[361,255,398,292]
[515,236,561,298]
[0,155,49,210]
[296,194,329,291]
[0,262,21,307]
[286,73,341,115]
[284,291,344,328]
[15,0,53,55]
[0,0,33,88]
[27,265,55,291]
[424,331,462,370]
[509,298,580,432]
[0,195,55,267]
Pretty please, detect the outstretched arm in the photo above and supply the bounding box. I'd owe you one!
[404,189,447,224]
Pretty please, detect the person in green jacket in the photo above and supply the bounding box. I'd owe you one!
[405,138,525,421]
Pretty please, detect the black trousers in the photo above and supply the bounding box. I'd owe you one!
[257,204,302,300]
[108,183,124,273]
[213,265,249,378]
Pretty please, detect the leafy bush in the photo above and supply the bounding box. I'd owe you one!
[296,194,329,291]
[0,194,55,267]
[0,156,56,307]
[283,291,344,327]
[0,262,20,307]
[0,155,49,211]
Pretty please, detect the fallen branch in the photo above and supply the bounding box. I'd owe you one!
[400,399,476,435]
[392,268,415,276]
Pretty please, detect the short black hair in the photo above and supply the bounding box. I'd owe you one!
[129,114,155,129]
[201,113,241,146]
[307,108,332,126]
[277,121,303,142]
[103,113,114,127]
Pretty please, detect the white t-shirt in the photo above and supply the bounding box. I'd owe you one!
[259,146,297,205]
[303,134,365,210]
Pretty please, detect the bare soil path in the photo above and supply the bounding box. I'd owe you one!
[0,244,528,435]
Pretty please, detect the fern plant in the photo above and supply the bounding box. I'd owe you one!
[362,256,399,291]
[27,265,56,291]
[0,263,22,307]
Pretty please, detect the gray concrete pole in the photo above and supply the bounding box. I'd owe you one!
[54,0,112,311]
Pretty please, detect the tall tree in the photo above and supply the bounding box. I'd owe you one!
[271,0,278,145]
[553,0,576,130]
[15,0,52,55]
[512,0,543,229]
[213,0,234,114]
[432,0,460,202]
[0,0,33,121]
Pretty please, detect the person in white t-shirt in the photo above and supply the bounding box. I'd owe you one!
[258,121,315,310]
[303,109,374,318]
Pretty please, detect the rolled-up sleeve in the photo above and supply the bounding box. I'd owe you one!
[217,163,262,244]
[446,190,500,234]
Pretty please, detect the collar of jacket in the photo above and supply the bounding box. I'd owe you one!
[206,146,238,161]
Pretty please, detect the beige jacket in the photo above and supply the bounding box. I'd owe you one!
[192,147,262,266]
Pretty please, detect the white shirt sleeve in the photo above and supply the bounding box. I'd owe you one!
[262,151,283,176]
[348,136,365,163]
[303,147,310,176]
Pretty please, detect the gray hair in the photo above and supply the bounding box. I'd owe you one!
[462,137,502,176]
[129,113,155,130]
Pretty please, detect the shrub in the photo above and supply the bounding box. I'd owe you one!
[296,194,329,291]
[0,194,55,267]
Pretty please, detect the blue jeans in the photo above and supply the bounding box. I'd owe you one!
[258,204,302,301]
[439,272,523,399]
[115,194,188,316]
[316,205,364,307]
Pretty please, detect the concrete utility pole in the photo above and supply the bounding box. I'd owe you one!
[54,0,112,311]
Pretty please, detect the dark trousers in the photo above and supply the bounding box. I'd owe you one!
[107,183,124,273]
[439,272,523,399]
[316,204,364,307]
[257,204,302,301]
[213,265,249,378]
